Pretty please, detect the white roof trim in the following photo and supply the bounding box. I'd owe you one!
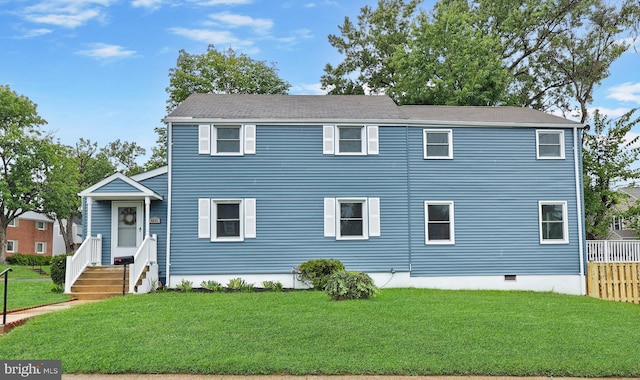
[131,166,168,181]
[167,119,581,129]
[79,172,163,200]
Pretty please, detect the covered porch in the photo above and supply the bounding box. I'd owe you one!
[65,172,163,297]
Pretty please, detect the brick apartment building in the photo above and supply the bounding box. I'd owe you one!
[6,211,54,257]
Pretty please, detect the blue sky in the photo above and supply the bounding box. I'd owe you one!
[2,0,639,158]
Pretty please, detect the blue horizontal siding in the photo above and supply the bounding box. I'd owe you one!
[408,126,580,276]
[93,178,139,193]
[139,173,168,281]
[169,125,410,275]
[169,124,582,277]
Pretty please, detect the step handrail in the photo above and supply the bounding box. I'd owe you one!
[2,268,13,325]
[129,234,158,293]
[65,234,102,294]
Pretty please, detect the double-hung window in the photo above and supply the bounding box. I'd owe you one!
[198,198,256,242]
[539,201,568,244]
[324,197,381,240]
[423,129,453,159]
[35,242,46,254]
[7,240,16,253]
[323,125,379,155]
[8,219,17,227]
[36,220,47,230]
[536,130,564,159]
[198,124,256,156]
[424,201,455,244]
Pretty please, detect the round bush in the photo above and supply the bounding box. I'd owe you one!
[297,259,345,290]
[51,254,72,286]
[324,271,379,300]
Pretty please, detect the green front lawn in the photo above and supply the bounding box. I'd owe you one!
[0,265,71,310]
[0,288,639,376]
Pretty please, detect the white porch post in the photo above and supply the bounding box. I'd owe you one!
[145,196,150,239]
[87,196,92,238]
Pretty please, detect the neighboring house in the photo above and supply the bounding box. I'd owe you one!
[608,187,640,240]
[6,211,54,256]
[73,94,586,295]
[52,218,83,255]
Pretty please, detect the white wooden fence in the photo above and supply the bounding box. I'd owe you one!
[586,240,640,262]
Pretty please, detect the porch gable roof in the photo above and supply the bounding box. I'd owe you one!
[79,172,163,201]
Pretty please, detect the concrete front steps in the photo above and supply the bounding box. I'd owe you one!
[71,265,148,300]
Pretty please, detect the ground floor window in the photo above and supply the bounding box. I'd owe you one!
[539,201,568,244]
[35,242,46,254]
[7,240,16,253]
[425,201,455,244]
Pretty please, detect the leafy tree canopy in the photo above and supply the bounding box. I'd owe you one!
[323,0,640,122]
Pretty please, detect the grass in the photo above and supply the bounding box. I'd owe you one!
[0,265,71,310]
[0,288,639,376]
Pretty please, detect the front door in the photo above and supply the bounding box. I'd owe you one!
[111,202,143,263]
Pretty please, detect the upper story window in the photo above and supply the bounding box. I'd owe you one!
[612,216,625,231]
[536,130,565,159]
[8,219,17,227]
[7,240,16,253]
[323,125,379,155]
[423,129,453,159]
[539,201,568,244]
[198,198,256,242]
[198,124,256,156]
[36,220,47,230]
[424,201,455,244]
[324,197,381,240]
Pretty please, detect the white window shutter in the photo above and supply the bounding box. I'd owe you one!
[244,125,256,154]
[367,125,379,155]
[198,198,210,238]
[244,198,256,239]
[324,198,336,237]
[323,125,335,155]
[198,125,211,155]
[368,197,381,237]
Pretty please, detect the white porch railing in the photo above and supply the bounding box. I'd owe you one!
[64,234,102,294]
[129,234,158,294]
[587,240,640,262]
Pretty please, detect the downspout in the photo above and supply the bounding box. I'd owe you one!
[165,121,173,287]
[573,125,586,295]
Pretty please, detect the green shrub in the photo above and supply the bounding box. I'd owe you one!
[7,253,52,266]
[298,259,345,290]
[200,280,224,292]
[51,284,65,293]
[227,277,250,291]
[50,254,72,286]
[261,280,283,291]
[325,271,379,301]
[176,279,193,293]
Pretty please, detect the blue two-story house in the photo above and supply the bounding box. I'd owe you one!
[68,94,586,296]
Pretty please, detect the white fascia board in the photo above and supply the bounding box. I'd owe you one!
[131,166,168,181]
[79,192,163,201]
[79,172,160,198]
[170,118,582,129]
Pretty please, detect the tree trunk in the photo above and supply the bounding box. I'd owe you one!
[58,214,80,254]
[0,223,7,264]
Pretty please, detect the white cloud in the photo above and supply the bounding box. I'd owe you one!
[304,3,317,7]
[23,0,112,28]
[168,27,256,52]
[76,43,136,60]
[607,82,640,105]
[17,28,53,38]
[290,83,325,95]
[190,0,252,5]
[588,106,633,119]
[131,0,164,10]
[207,12,273,33]
[274,28,313,47]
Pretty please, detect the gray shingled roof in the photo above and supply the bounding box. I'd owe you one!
[167,94,580,126]
[167,94,404,120]
[399,105,580,125]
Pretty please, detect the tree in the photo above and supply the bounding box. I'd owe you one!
[583,109,640,240]
[146,45,292,169]
[321,0,423,96]
[0,85,59,263]
[100,139,146,176]
[165,45,291,113]
[41,139,114,253]
[323,0,640,122]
